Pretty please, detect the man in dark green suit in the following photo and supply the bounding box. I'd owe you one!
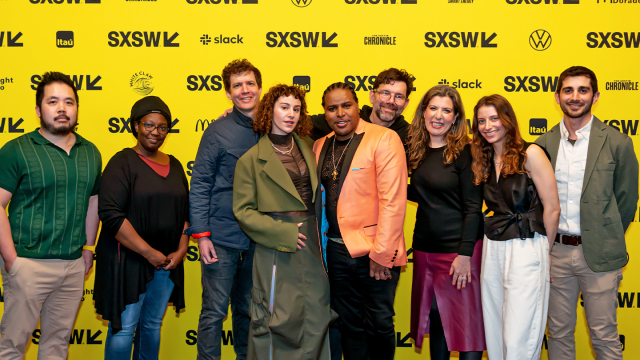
[535,66,638,360]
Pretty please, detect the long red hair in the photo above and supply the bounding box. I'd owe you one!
[471,94,526,185]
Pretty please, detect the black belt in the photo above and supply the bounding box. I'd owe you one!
[555,234,582,246]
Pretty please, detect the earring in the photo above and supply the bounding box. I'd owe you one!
[450,121,456,134]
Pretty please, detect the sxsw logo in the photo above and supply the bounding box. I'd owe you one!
[293,76,311,92]
[0,117,25,133]
[345,75,417,92]
[186,161,195,176]
[31,74,102,90]
[186,75,223,91]
[0,32,23,47]
[29,0,100,3]
[266,32,338,48]
[185,329,234,346]
[438,78,482,89]
[186,0,257,3]
[424,32,497,48]
[108,117,180,133]
[586,32,640,48]
[603,119,640,135]
[195,119,213,132]
[56,31,74,48]
[529,118,547,135]
[503,76,558,92]
[107,31,179,47]
[506,0,578,3]
[345,0,417,4]
[618,292,640,308]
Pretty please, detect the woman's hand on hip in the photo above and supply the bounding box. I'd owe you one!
[144,248,170,270]
[450,255,471,290]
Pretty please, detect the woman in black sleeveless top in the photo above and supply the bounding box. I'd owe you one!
[470,95,560,360]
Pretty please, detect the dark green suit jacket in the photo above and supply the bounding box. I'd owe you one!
[535,116,639,272]
[232,133,317,253]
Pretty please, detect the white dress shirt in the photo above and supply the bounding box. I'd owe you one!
[555,115,593,236]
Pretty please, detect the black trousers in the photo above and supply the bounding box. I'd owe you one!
[326,240,400,360]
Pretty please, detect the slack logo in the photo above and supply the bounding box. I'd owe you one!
[438,78,482,89]
[266,32,337,48]
[293,76,311,92]
[56,31,74,48]
[529,118,547,135]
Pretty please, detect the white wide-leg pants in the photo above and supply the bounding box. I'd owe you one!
[480,233,550,360]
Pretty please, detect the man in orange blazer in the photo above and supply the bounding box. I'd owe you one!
[313,82,408,360]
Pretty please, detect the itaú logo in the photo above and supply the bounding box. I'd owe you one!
[529,30,552,51]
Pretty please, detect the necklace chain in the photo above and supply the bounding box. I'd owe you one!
[271,137,294,155]
[331,135,354,180]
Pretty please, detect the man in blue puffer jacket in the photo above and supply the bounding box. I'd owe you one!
[186,59,262,360]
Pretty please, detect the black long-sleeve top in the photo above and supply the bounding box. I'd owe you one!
[94,148,189,333]
[408,144,483,256]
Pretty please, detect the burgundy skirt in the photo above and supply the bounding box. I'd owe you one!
[410,241,486,351]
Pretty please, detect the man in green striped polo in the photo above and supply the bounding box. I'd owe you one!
[0,71,102,360]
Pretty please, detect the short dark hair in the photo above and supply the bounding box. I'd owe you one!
[321,82,359,108]
[35,71,79,108]
[556,66,598,94]
[222,59,262,92]
[372,68,414,98]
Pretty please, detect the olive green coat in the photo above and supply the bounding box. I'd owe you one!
[233,133,334,360]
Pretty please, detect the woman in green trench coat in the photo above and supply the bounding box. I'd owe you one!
[233,84,336,360]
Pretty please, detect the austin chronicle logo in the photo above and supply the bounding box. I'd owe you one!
[293,76,310,92]
[130,72,154,95]
[292,0,311,6]
[56,31,74,48]
[530,30,552,51]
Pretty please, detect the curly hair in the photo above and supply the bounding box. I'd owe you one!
[254,84,312,138]
[471,94,526,185]
[406,85,469,172]
[222,59,262,92]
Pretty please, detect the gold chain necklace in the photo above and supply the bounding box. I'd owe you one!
[331,135,354,180]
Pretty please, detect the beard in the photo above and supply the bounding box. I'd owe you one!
[40,115,77,135]
[374,103,400,123]
[560,99,594,119]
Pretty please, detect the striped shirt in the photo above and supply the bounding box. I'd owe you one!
[0,129,102,259]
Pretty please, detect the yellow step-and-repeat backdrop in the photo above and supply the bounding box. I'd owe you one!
[1,0,639,358]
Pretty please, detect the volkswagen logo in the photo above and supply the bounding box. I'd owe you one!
[529,29,552,51]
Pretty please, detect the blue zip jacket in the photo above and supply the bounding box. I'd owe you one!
[186,107,260,250]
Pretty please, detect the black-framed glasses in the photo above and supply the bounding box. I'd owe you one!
[141,122,169,134]
[374,90,407,105]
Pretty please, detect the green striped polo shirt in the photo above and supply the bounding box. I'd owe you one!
[0,129,102,260]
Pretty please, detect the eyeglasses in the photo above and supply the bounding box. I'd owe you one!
[374,90,407,105]
[141,122,169,134]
